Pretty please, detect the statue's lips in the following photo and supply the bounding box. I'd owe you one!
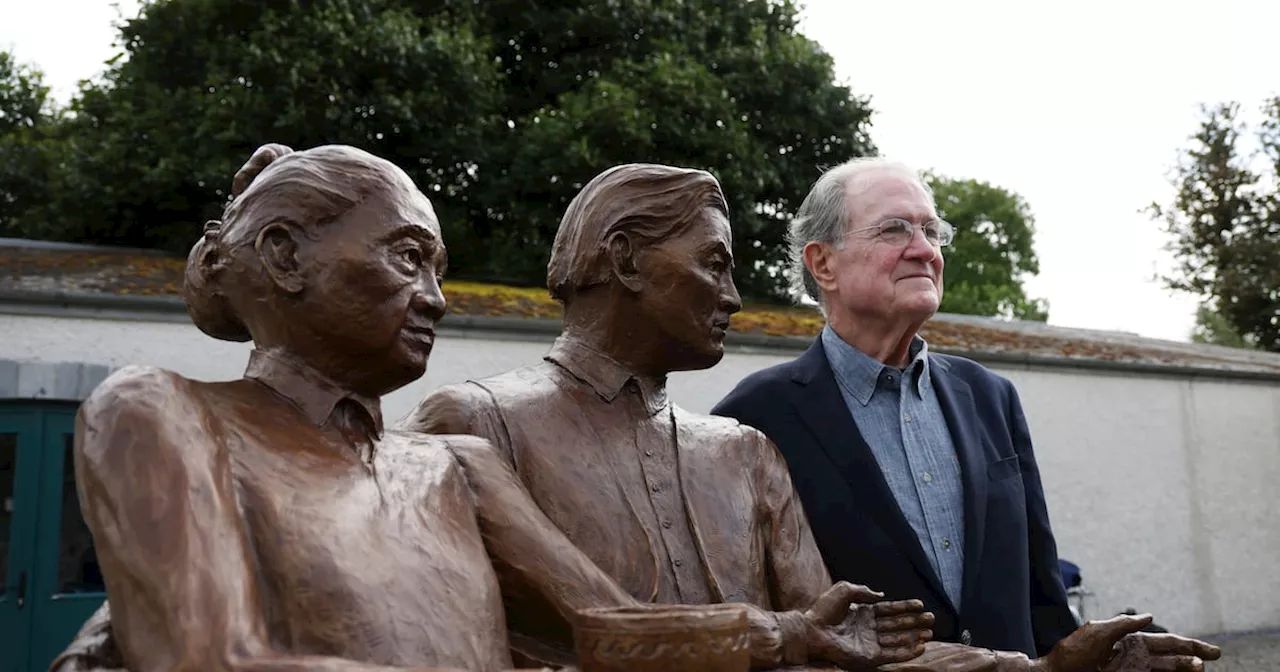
[403,326,437,346]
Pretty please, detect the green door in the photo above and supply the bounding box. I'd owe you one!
[0,409,41,672]
[0,405,105,672]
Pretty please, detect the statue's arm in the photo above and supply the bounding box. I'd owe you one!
[443,435,639,616]
[750,428,833,609]
[76,367,460,672]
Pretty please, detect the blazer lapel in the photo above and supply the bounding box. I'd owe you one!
[789,340,953,611]
[929,356,988,612]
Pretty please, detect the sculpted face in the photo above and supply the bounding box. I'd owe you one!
[631,207,742,372]
[272,181,448,396]
[814,169,944,325]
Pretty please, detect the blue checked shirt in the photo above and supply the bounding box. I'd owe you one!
[821,325,967,609]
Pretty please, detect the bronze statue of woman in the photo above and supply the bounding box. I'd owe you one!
[53,143,617,672]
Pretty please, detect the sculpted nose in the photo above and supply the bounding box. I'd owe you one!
[412,275,447,321]
[720,276,742,316]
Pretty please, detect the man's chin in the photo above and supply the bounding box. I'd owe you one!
[902,294,941,320]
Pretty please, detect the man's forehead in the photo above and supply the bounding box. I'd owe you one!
[845,169,935,220]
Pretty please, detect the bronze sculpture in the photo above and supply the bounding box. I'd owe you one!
[405,163,1221,672]
[51,143,642,672]
[49,147,928,672]
[51,150,1219,672]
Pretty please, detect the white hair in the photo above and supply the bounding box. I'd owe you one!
[787,157,933,311]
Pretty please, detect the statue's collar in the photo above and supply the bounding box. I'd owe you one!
[545,335,669,417]
[243,348,384,439]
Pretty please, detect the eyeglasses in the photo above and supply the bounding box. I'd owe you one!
[841,217,955,248]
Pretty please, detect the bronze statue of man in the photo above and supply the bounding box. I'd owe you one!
[405,163,1222,672]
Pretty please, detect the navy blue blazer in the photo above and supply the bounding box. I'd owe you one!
[711,337,1077,657]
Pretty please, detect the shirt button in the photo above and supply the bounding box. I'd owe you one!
[904,413,912,424]
[943,538,952,550]
[662,520,672,529]
[651,484,660,493]
[922,471,933,483]
[673,559,683,567]
[644,450,653,457]
[960,629,972,645]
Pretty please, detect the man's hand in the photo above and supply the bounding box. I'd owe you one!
[1040,614,1222,672]
[802,581,934,669]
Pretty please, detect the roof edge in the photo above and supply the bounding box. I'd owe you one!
[4,289,1280,383]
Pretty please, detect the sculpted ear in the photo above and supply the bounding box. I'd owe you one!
[605,230,644,293]
[803,241,840,294]
[255,222,305,294]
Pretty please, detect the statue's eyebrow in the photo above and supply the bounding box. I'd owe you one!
[699,240,734,264]
[383,224,440,246]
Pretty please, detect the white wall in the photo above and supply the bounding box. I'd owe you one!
[4,311,1278,636]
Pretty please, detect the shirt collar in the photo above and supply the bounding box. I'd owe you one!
[821,325,932,406]
[243,348,385,438]
[545,334,670,417]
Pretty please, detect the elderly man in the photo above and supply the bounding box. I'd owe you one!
[711,159,1141,657]
[405,163,1219,672]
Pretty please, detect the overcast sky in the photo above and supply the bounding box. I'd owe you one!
[3,0,1275,342]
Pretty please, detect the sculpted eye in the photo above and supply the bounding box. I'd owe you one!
[399,247,424,269]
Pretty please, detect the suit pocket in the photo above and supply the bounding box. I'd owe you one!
[987,454,1022,481]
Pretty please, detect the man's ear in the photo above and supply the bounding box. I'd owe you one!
[605,230,644,293]
[255,222,306,294]
[802,241,840,294]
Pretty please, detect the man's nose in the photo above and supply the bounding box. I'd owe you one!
[903,226,939,262]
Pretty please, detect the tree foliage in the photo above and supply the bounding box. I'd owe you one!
[927,173,1048,321]
[1150,100,1280,351]
[3,0,1050,317]
[0,51,61,237]
[18,0,876,301]
[1190,300,1252,348]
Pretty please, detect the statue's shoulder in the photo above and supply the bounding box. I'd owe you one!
[77,366,225,482]
[80,365,207,441]
[434,362,561,406]
[84,364,193,411]
[675,404,773,460]
[670,401,747,432]
[671,405,760,445]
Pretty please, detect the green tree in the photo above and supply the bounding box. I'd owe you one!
[1190,300,1252,348]
[1150,100,1280,351]
[927,173,1049,321]
[46,0,504,253]
[34,0,874,301]
[0,50,61,238]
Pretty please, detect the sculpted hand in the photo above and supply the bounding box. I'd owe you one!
[1101,628,1221,672]
[1039,614,1221,672]
[802,581,934,669]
